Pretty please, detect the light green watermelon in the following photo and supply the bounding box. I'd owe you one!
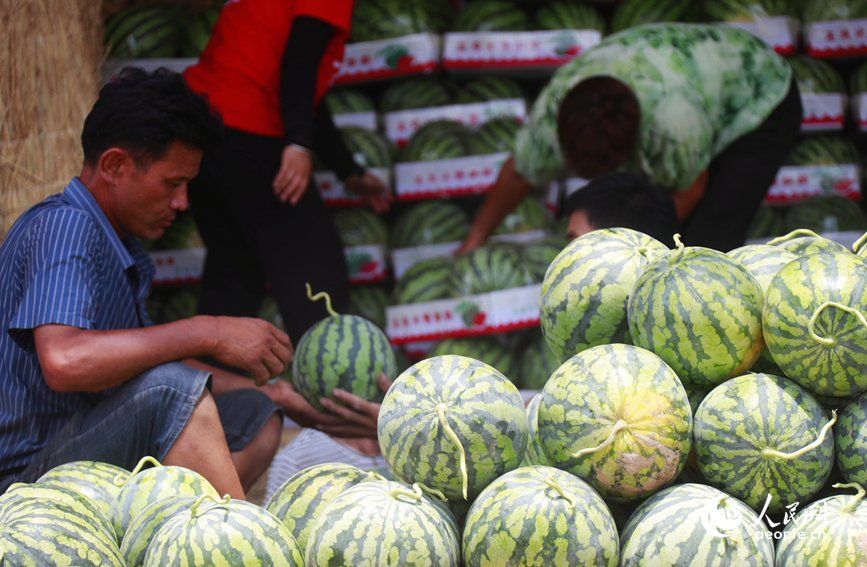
[119,495,197,567]
[35,460,130,518]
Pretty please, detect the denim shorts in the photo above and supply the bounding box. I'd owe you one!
[0,362,281,492]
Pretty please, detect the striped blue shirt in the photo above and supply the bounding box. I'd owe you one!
[0,178,155,474]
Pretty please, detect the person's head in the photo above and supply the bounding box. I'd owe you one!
[80,67,222,240]
[561,171,680,247]
[557,76,640,179]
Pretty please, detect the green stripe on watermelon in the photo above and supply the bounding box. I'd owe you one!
[836,395,867,486]
[427,336,521,387]
[331,208,389,246]
[469,117,523,155]
[339,126,395,169]
[455,76,525,104]
[535,0,606,32]
[788,54,846,93]
[454,0,529,32]
[389,200,471,248]
[449,243,531,296]
[119,495,197,567]
[491,196,550,235]
[610,0,698,33]
[392,257,458,304]
[35,460,130,518]
[379,77,452,113]
[325,88,376,114]
[520,235,569,285]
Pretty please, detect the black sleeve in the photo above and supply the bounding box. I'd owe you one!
[314,100,365,180]
[280,16,332,149]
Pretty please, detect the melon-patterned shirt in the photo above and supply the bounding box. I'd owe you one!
[513,23,793,191]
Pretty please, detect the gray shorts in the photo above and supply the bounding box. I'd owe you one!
[0,362,281,492]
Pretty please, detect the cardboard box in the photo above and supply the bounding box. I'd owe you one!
[442,30,601,76]
[719,17,800,55]
[765,164,861,204]
[150,248,206,286]
[334,33,441,84]
[315,168,391,208]
[386,284,542,344]
[801,93,846,131]
[332,111,378,131]
[805,18,867,58]
[345,244,389,283]
[383,99,527,147]
[394,152,509,201]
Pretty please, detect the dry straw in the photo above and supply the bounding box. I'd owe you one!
[0,0,104,241]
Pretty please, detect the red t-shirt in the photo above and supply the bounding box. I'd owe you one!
[184,0,352,137]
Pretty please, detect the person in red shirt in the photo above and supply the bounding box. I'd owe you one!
[184,0,391,348]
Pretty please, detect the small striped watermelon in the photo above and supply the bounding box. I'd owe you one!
[522,394,552,467]
[784,195,867,234]
[534,0,606,33]
[468,117,523,155]
[347,284,389,330]
[541,227,669,363]
[105,3,182,59]
[768,229,851,256]
[462,465,620,567]
[350,0,433,42]
[144,494,303,566]
[35,460,130,518]
[379,77,452,113]
[330,207,389,246]
[292,287,395,412]
[455,76,525,104]
[265,463,383,553]
[119,495,197,567]
[520,234,569,284]
[427,336,521,387]
[610,0,699,34]
[763,249,867,397]
[339,125,396,169]
[694,373,836,514]
[377,355,529,502]
[619,483,775,566]
[401,120,474,162]
[836,393,867,485]
[537,343,693,502]
[628,235,765,390]
[788,54,846,94]
[391,257,458,304]
[491,196,551,235]
[450,243,531,295]
[518,328,562,390]
[305,481,460,567]
[454,0,530,32]
[802,0,867,23]
[785,135,861,166]
[325,88,376,114]
[389,200,471,248]
[704,0,798,20]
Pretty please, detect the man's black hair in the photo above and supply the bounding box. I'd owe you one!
[561,171,680,247]
[81,67,223,168]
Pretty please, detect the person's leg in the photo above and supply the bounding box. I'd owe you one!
[680,80,803,252]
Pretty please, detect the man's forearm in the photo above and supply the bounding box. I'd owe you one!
[462,157,533,250]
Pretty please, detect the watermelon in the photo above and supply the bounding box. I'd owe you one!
[331,207,389,246]
[537,343,693,502]
[491,196,550,235]
[389,200,471,248]
[704,0,799,20]
[694,373,836,514]
[257,294,285,331]
[144,494,303,566]
[304,480,460,567]
[0,496,125,566]
[534,0,606,33]
[427,336,521,387]
[108,456,219,543]
[684,387,709,415]
[160,287,198,323]
[119,495,197,567]
[619,483,775,565]
[522,394,552,467]
[784,195,867,234]
[347,284,389,330]
[540,227,669,363]
[747,203,786,239]
[377,355,529,502]
[767,228,851,255]
[339,125,396,169]
[325,88,376,115]
[379,77,452,114]
[155,211,203,251]
[177,3,221,57]
[518,328,562,390]
[468,117,523,155]
[763,249,867,397]
[852,60,867,95]
[462,465,620,567]
[455,76,525,104]
[392,257,458,304]
[836,393,867,485]
[520,234,569,284]
[349,0,433,42]
[35,460,130,518]
[265,463,382,553]
[802,0,867,23]
[450,243,531,295]
[401,120,474,162]
[627,234,765,390]
[453,0,530,32]
[785,135,860,166]
[788,54,846,94]
[292,286,396,412]
[610,0,700,34]
[105,3,182,59]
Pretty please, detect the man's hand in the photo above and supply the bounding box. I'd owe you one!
[261,379,348,428]
[317,372,393,439]
[273,145,312,205]
[209,317,292,386]
[344,172,393,214]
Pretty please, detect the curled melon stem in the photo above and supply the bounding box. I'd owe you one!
[416,482,448,502]
[115,455,161,486]
[190,493,231,517]
[809,302,867,348]
[387,483,423,502]
[853,232,867,255]
[761,410,837,461]
[366,470,388,482]
[668,234,685,265]
[573,419,629,459]
[832,482,867,515]
[544,477,576,510]
[766,229,822,246]
[436,403,469,500]
[305,283,339,317]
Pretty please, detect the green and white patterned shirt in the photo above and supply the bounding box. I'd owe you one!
[513,23,792,191]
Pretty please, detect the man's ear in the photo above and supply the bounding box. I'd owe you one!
[97,148,131,182]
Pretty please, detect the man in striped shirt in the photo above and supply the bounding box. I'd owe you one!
[0,68,378,500]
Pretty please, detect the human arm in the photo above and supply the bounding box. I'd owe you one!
[455,156,533,255]
[33,315,290,392]
[670,168,708,221]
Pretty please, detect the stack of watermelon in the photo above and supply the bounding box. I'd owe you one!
[105,2,223,59]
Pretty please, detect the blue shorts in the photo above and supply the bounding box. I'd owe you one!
[0,362,281,492]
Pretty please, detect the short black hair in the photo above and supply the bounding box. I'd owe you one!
[81,67,223,168]
[561,171,680,247]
